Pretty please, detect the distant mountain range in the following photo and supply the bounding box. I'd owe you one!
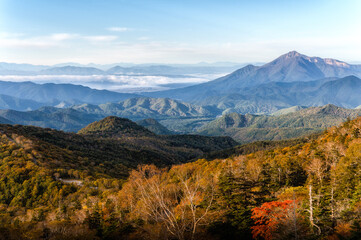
[0,80,140,109]
[147,51,361,113]
[1,101,361,143]
[197,104,361,143]
[1,51,361,126]
[0,94,46,111]
[40,66,105,75]
[182,75,361,114]
[71,97,217,119]
[0,97,215,132]
[0,107,102,132]
[0,62,244,76]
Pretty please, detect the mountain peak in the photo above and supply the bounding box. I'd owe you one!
[283,51,302,58]
[78,116,154,137]
[311,104,342,115]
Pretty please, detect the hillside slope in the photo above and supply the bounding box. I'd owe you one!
[136,118,174,135]
[0,94,46,111]
[0,116,237,179]
[0,97,218,132]
[2,114,361,239]
[72,97,218,119]
[198,104,361,142]
[0,107,102,132]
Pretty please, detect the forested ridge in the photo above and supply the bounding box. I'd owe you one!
[1,116,361,239]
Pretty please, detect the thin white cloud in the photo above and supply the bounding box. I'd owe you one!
[137,36,150,41]
[50,33,78,41]
[83,35,118,42]
[107,27,129,32]
[1,31,361,64]
[0,33,118,49]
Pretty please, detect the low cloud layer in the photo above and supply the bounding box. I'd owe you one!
[0,74,222,93]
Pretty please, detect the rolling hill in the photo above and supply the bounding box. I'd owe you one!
[0,116,237,178]
[2,102,361,142]
[78,116,155,137]
[0,97,218,132]
[71,97,218,119]
[198,104,361,143]
[0,107,102,132]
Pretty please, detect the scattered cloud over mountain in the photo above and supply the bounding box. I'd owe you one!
[0,74,213,92]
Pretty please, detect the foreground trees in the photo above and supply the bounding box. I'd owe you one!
[119,162,220,240]
[1,117,361,239]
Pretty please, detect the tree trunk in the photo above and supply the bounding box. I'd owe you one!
[309,184,321,235]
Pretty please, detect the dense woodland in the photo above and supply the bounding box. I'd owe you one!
[1,115,361,239]
[197,104,361,143]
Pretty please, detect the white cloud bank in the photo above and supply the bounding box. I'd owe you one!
[0,74,219,92]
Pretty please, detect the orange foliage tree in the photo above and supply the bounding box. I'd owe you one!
[251,200,294,240]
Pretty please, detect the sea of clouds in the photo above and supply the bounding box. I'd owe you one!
[0,73,225,93]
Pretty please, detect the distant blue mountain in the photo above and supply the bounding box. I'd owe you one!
[0,62,243,76]
[147,51,361,102]
[0,97,217,132]
[40,66,105,75]
[0,94,46,111]
[0,80,140,105]
[144,51,361,113]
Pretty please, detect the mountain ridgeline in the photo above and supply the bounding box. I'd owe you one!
[1,52,361,115]
[1,102,361,143]
[72,97,216,119]
[0,80,140,110]
[198,104,361,142]
[0,97,216,133]
[147,52,361,114]
[0,116,237,178]
[78,116,155,137]
[0,62,243,76]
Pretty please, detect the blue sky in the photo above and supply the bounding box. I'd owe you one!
[1,0,361,64]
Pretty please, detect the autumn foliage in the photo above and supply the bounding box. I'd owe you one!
[1,116,361,239]
[251,200,295,240]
